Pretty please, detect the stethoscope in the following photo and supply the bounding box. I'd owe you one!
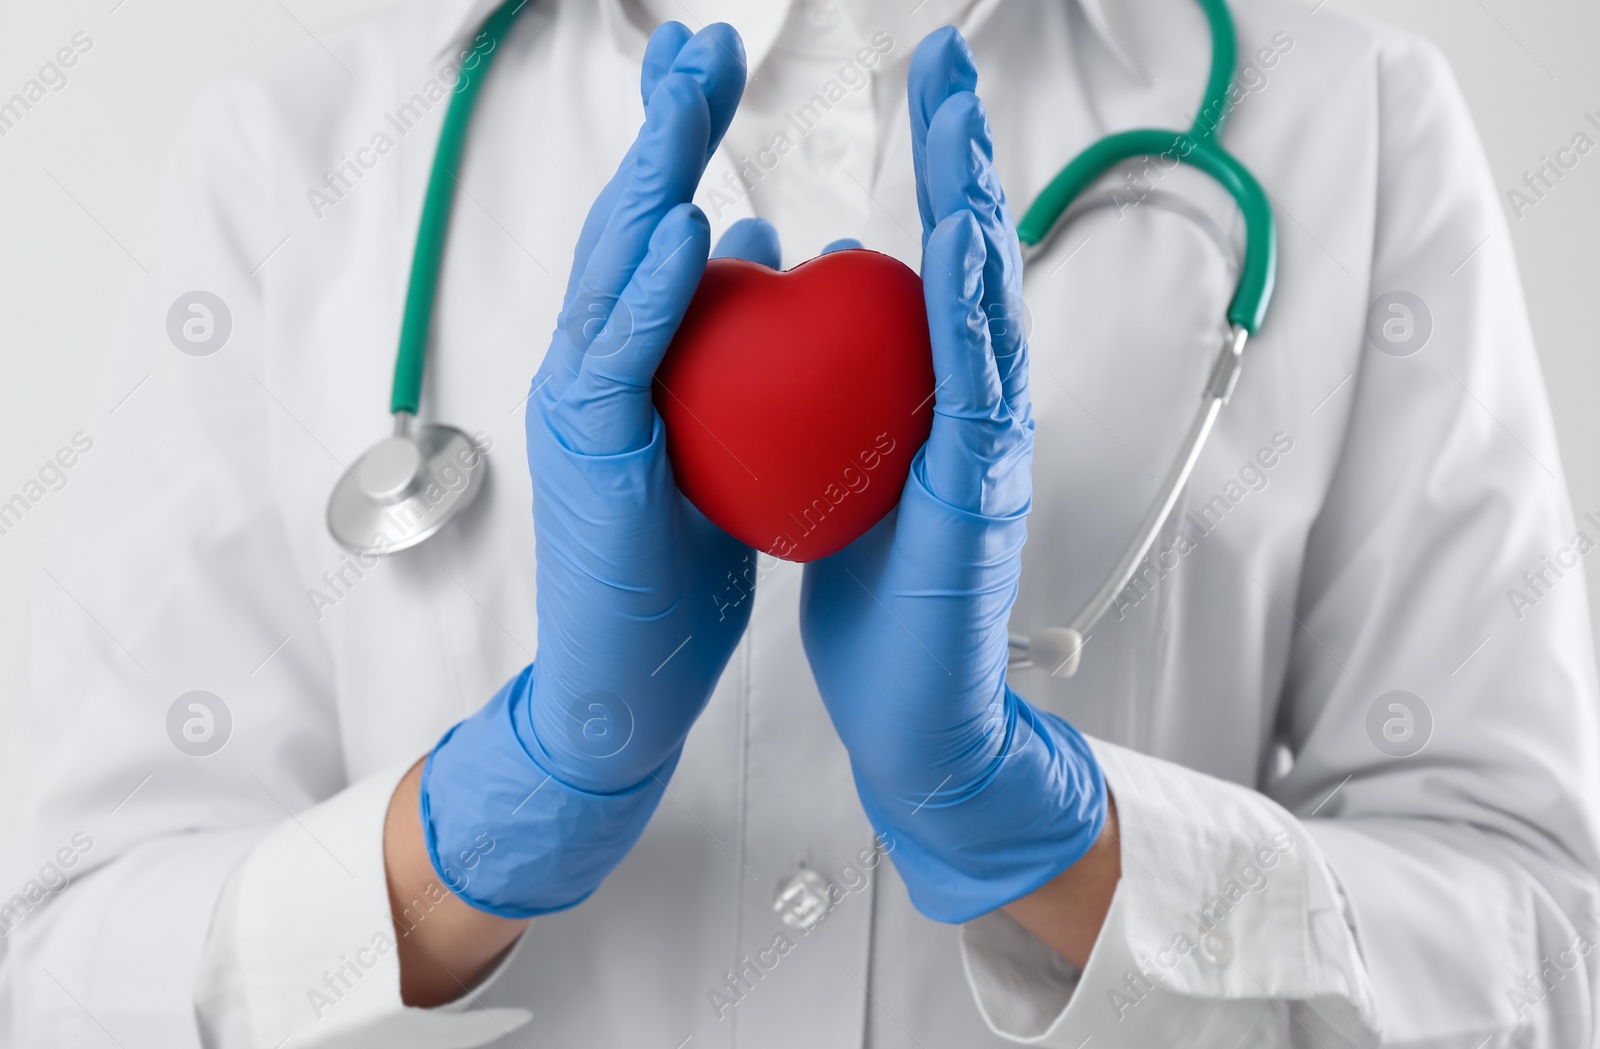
[326,0,523,555]
[327,0,1277,680]
[1006,0,1276,676]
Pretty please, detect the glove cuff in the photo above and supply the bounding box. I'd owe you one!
[857,689,1107,924]
[420,665,677,919]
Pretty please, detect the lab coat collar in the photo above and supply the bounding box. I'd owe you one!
[422,0,509,62]
[417,0,1130,78]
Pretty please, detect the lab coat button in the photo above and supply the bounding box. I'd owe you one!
[773,868,832,932]
[1197,925,1234,967]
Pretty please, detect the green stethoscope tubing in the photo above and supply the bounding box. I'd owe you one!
[1015,0,1276,334]
[390,0,525,415]
[390,0,1277,414]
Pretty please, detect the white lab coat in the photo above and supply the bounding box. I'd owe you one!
[5,0,1598,1044]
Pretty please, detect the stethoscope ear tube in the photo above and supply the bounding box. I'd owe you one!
[1009,326,1250,677]
[1008,0,1278,679]
[1010,136,1275,678]
[1017,131,1276,334]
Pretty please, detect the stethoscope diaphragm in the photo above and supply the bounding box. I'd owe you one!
[327,415,487,556]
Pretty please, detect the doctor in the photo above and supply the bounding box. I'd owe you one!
[4,1,1597,1048]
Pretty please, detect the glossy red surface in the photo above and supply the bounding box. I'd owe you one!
[653,249,935,562]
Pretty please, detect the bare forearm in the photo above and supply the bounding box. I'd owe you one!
[383,759,530,1007]
[1002,792,1121,969]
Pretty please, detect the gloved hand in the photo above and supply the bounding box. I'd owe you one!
[420,22,776,918]
[798,28,1108,924]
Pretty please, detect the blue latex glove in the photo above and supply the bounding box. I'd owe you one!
[798,28,1107,924]
[420,23,777,918]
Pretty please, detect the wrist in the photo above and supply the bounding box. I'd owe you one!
[384,759,530,1006]
[1002,791,1121,969]
[855,691,1108,924]
[419,668,680,918]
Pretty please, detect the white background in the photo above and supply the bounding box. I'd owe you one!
[2,0,1597,738]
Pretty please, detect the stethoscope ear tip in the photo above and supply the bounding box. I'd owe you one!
[1031,627,1084,678]
[1008,627,1084,678]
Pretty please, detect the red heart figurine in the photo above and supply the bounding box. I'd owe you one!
[653,249,935,562]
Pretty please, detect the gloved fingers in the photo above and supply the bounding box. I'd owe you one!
[923,211,1001,422]
[822,236,864,254]
[555,24,745,362]
[641,21,694,102]
[920,210,1030,513]
[665,23,748,164]
[924,92,1030,424]
[712,217,782,267]
[549,72,710,389]
[557,203,711,454]
[907,27,978,245]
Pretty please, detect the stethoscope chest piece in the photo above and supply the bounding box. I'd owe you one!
[321,0,520,557]
[327,415,486,556]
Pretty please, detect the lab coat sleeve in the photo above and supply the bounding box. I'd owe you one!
[0,77,294,1049]
[192,760,532,1049]
[956,32,1600,1049]
[0,78,526,1049]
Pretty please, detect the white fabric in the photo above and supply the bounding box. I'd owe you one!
[4,0,1598,1045]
